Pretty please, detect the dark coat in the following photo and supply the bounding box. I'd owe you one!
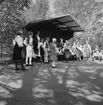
[13,43,23,62]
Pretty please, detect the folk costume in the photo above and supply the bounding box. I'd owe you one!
[50,38,58,68]
[13,33,26,71]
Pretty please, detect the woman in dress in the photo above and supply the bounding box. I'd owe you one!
[13,32,26,71]
[25,35,35,66]
[39,38,45,62]
[83,40,91,60]
[50,38,58,68]
[43,37,50,63]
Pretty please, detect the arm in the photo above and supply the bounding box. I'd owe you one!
[13,39,16,46]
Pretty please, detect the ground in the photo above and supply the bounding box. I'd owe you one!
[0,60,103,105]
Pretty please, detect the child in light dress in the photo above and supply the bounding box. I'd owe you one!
[24,34,36,66]
[26,44,35,65]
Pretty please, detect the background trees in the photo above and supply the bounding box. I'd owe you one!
[0,0,103,59]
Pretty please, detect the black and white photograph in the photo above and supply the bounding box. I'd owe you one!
[0,0,103,105]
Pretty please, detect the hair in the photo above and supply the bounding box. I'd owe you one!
[52,38,57,42]
[15,35,23,47]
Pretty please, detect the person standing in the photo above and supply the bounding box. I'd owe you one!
[44,37,50,63]
[58,38,64,61]
[26,43,34,66]
[63,40,71,62]
[75,42,83,61]
[83,40,91,60]
[50,38,58,68]
[24,33,35,66]
[33,32,40,55]
[13,31,26,71]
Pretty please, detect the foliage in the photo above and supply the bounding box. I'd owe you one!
[1,0,103,54]
[0,0,30,56]
[23,0,49,23]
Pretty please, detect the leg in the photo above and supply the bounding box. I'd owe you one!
[15,61,20,71]
[26,56,29,65]
[52,61,56,68]
[20,60,26,70]
[29,57,32,65]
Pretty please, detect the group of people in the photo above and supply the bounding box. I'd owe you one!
[12,31,58,71]
[12,30,103,72]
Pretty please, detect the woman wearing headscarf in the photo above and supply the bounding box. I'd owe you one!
[50,38,58,68]
[43,37,50,63]
[83,40,91,60]
[13,31,26,71]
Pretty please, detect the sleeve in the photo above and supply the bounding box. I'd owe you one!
[13,40,16,46]
[24,38,27,46]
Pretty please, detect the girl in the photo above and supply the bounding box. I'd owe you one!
[25,35,35,66]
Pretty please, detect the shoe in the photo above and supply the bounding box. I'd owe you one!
[15,68,20,71]
[29,64,33,66]
[25,64,29,66]
[52,66,57,68]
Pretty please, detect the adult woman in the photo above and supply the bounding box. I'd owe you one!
[83,40,91,60]
[50,38,58,68]
[13,32,26,71]
[44,37,50,63]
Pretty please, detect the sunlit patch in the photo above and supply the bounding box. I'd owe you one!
[0,75,23,89]
[42,69,51,77]
[35,102,46,105]
[33,85,54,98]
[0,66,3,70]
[86,94,103,102]
[6,79,23,89]
[78,66,95,71]
[75,101,84,105]
[94,60,103,64]
[56,75,63,84]
[0,86,13,98]
[66,80,80,88]
[95,66,103,69]
[67,81,103,102]
[67,71,80,78]
[37,71,50,80]
[0,101,7,105]
[89,76,96,79]
[33,61,103,104]
[99,72,103,78]
[47,99,55,104]
[58,69,66,73]
[8,64,15,68]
